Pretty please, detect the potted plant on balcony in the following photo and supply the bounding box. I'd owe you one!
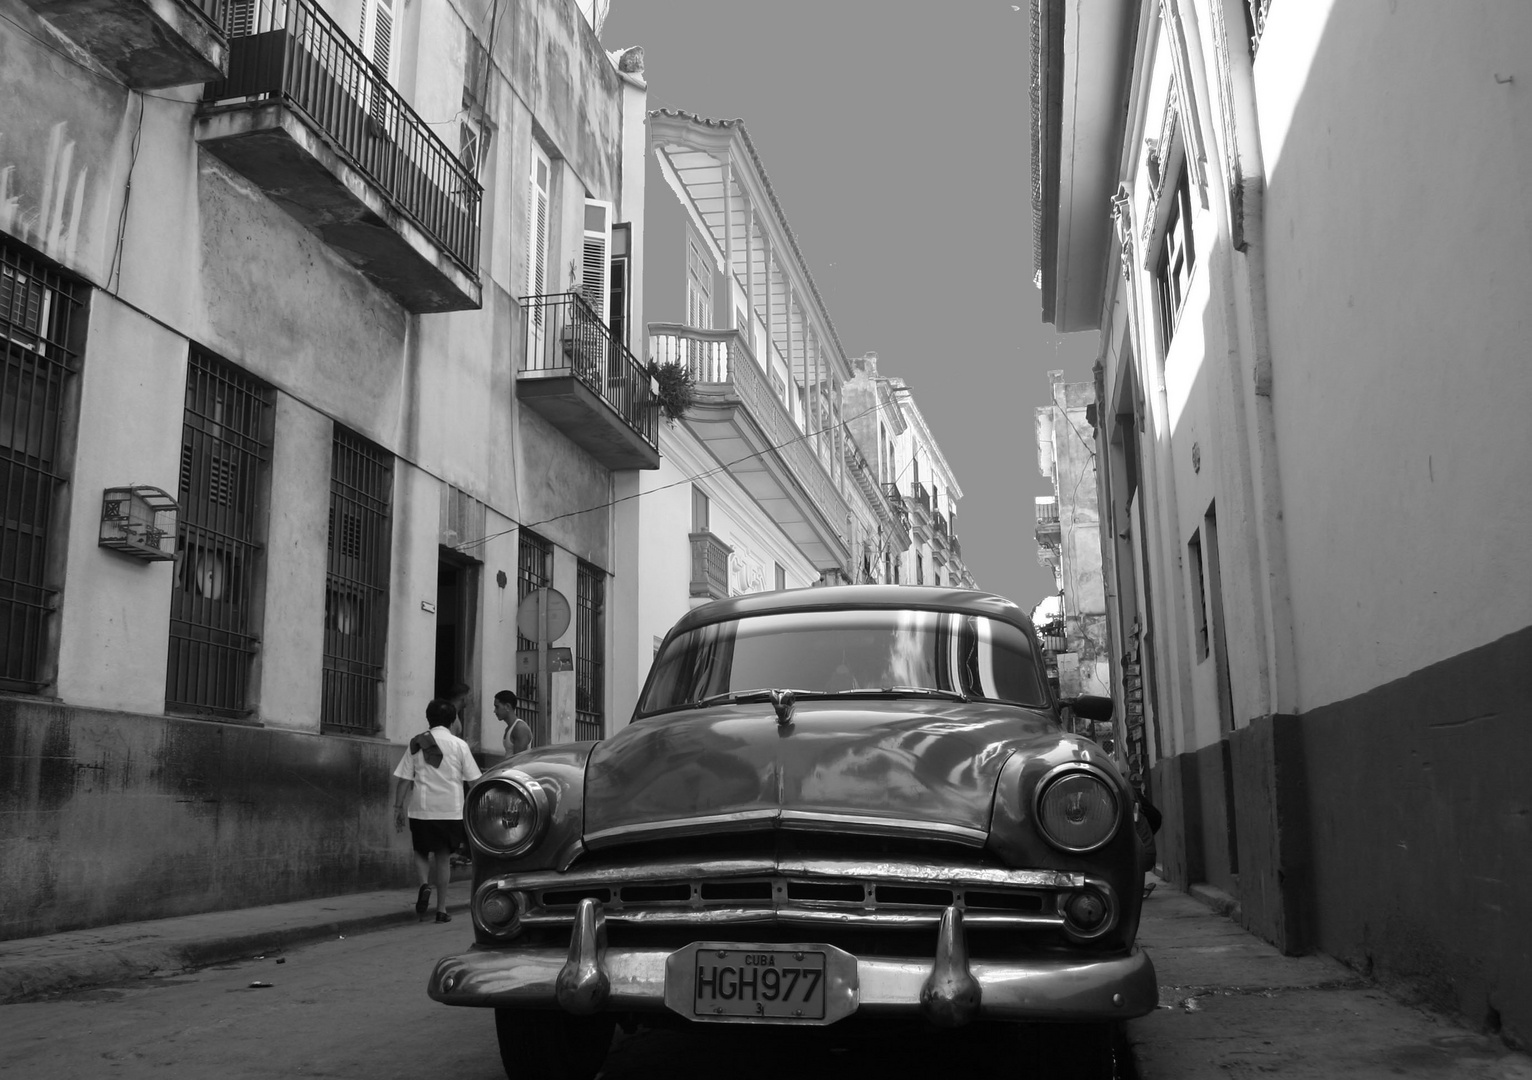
[647,360,696,424]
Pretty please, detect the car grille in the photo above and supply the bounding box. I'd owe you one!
[497,855,1078,932]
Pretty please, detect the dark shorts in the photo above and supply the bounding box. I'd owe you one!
[409,818,464,856]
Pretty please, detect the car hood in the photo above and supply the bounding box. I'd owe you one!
[582,700,1058,848]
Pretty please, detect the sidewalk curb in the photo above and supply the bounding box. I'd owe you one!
[0,899,468,1005]
[1185,882,1240,921]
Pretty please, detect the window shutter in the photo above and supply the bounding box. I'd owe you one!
[525,149,550,300]
[224,0,256,37]
[361,0,395,77]
[581,198,612,322]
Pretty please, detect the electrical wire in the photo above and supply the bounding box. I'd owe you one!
[108,92,145,293]
[452,393,894,555]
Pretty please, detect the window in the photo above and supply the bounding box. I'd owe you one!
[916,553,924,586]
[639,609,1047,716]
[359,0,397,80]
[1187,528,1209,661]
[775,563,786,591]
[525,146,551,300]
[524,145,552,359]
[691,486,709,533]
[581,199,613,322]
[686,236,712,329]
[516,530,552,741]
[322,429,392,734]
[1155,162,1195,348]
[609,223,631,347]
[167,349,273,716]
[575,560,604,741]
[459,118,487,179]
[0,238,82,691]
[357,0,398,127]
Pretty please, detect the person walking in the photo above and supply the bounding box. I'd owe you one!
[392,698,481,922]
[494,689,532,759]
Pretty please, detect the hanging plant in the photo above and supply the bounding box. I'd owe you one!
[648,360,696,424]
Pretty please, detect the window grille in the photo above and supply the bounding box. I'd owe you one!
[0,238,82,691]
[516,530,552,743]
[575,560,604,742]
[166,349,272,716]
[322,428,392,734]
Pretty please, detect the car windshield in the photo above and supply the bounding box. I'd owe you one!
[638,608,1047,715]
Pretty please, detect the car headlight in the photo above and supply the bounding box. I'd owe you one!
[465,777,549,856]
[1033,764,1121,853]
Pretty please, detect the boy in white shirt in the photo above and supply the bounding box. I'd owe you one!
[392,698,482,922]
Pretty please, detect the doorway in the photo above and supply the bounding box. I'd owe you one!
[435,549,480,743]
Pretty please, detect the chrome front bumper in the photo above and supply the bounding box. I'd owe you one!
[427,899,1158,1026]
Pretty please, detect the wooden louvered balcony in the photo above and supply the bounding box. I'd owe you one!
[650,324,851,574]
[194,0,481,312]
[689,531,733,601]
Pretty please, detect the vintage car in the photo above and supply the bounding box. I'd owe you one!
[428,586,1157,1078]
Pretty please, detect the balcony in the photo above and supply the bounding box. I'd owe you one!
[1035,497,1061,546]
[520,294,660,471]
[908,480,932,522]
[689,531,733,601]
[20,0,227,87]
[845,442,909,550]
[650,324,851,573]
[195,0,481,312]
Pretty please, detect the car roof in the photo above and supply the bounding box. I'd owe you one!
[668,585,1034,636]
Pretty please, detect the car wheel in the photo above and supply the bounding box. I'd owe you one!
[494,1008,614,1080]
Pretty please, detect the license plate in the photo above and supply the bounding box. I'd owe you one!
[694,948,826,1019]
[664,942,859,1025]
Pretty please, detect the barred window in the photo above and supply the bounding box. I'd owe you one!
[166,349,273,716]
[516,530,552,743]
[0,239,83,691]
[575,560,604,741]
[323,428,392,734]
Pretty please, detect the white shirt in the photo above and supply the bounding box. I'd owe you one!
[503,717,532,757]
[393,726,482,819]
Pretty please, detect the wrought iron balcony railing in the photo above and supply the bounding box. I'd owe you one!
[522,293,658,448]
[909,480,931,517]
[203,0,481,274]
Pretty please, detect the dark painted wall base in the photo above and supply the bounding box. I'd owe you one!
[0,698,416,941]
[1147,625,1532,1046]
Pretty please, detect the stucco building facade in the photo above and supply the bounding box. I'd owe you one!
[1032,0,1532,1042]
[624,110,888,679]
[1,0,655,937]
[1034,371,1111,715]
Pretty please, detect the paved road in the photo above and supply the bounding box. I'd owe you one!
[0,918,1127,1079]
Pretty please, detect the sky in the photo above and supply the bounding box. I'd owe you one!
[601,0,1101,609]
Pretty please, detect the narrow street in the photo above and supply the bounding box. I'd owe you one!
[0,919,1128,1080]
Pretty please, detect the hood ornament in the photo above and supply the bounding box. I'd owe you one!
[769,689,797,726]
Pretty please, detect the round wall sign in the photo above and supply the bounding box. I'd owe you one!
[516,587,572,642]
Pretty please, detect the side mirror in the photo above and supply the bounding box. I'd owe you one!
[1063,694,1114,722]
